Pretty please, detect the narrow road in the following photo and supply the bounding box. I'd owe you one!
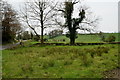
[0,40,28,50]
[0,42,20,50]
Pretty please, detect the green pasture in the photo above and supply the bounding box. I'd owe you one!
[47,33,120,43]
[2,44,119,78]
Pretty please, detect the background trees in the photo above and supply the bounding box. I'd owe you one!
[1,0,100,44]
[1,1,21,43]
[22,31,31,40]
[0,0,4,44]
[49,29,63,38]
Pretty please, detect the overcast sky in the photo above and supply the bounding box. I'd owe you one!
[86,1,118,33]
[4,0,119,33]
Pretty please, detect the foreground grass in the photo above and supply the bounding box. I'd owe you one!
[2,44,119,78]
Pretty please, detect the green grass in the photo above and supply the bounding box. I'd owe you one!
[2,44,119,78]
[76,34,101,43]
[46,33,120,43]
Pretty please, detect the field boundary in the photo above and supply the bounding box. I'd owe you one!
[34,42,120,46]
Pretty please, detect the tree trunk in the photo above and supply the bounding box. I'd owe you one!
[70,28,76,45]
[70,37,75,45]
[41,27,44,44]
[40,8,44,44]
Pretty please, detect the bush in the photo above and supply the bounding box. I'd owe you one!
[106,35,116,42]
[100,33,116,42]
[43,38,48,42]
[101,35,105,42]
[22,31,31,40]
[33,35,40,41]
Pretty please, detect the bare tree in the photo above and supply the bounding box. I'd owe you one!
[20,0,58,44]
[19,3,40,40]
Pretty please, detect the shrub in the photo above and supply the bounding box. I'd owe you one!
[100,34,116,42]
[43,38,48,42]
[33,35,40,41]
[106,35,116,42]
[101,35,106,42]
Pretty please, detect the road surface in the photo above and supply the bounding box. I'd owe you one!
[0,42,20,50]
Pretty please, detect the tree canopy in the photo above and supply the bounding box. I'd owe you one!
[1,0,21,43]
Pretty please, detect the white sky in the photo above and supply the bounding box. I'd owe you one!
[5,0,119,33]
[86,1,118,33]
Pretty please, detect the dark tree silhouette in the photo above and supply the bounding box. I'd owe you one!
[56,0,99,45]
[1,1,21,43]
[63,1,85,45]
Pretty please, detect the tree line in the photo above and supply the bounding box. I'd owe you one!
[1,0,99,45]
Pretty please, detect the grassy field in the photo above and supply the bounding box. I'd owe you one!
[47,33,120,43]
[2,44,119,78]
